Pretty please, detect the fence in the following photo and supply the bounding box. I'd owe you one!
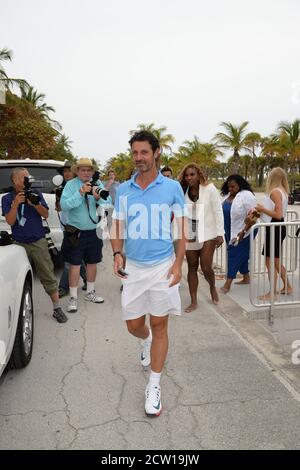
[249,219,300,325]
[213,210,299,278]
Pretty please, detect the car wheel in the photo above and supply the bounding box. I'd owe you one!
[9,280,34,369]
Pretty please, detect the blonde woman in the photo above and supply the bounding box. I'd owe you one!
[255,167,292,300]
[178,163,224,312]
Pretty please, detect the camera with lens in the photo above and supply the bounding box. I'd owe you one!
[87,171,110,200]
[44,226,58,257]
[23,176,41,205]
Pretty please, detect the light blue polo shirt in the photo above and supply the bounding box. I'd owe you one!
[60,177,111,230]
[112,172,185,265]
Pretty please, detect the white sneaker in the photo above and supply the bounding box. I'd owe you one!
[145,383,162,416]
[141,330,152,367]
[67,297,78,313]
[84,290,104,303]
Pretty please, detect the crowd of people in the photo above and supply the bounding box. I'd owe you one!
[1,130,292,417]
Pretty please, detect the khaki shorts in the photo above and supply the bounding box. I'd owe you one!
[14,238,58,295]
[121,257,181,321]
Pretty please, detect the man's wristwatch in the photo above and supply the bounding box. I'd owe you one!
[113,251,123,258]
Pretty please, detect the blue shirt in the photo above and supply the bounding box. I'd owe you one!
[60,177,111,230]
[2,191,48,243]
[113,172,185,265]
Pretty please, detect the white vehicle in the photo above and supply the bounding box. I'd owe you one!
[0,243,34,377]
[0,159,65,251]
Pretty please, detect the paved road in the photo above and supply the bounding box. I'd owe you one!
[1,243,300,450]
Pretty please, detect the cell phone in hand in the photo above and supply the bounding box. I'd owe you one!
[117,268,129,277]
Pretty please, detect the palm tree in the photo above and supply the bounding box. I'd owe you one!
[19,83,61,130]
[104,152,135,181]
[0,48,28,91]
[172,137,223,177]
[240,154,253,180]
[129,123,175,155]
[260,135,281,184]
[57,133,72,152]
[277,119,300,171]
[244,132,262,184]
[214,121,249,172]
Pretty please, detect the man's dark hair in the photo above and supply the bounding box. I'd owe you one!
[161,166,173,175]
[221,174,254,196]
[129,131,160,153]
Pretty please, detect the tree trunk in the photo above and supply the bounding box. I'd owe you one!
[258,167,264,187]
[232,150,239,173]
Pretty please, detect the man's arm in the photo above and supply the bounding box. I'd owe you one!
[4,192,25,226]
[60,182,86,211]
[168,216,186,287]
[33,203,49,219]
[110,218,126,278]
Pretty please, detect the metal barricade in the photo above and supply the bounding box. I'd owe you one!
[213,210,299,279]
[250,220,300,325]
[213,241,227,277]
[252,210,299,274]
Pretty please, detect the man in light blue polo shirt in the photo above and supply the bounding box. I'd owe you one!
[111,131,186,417]
[60,158,111,313]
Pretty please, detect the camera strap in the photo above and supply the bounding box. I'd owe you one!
[57,211,67,228]
[16,203,26,225]
[84,194,101,225]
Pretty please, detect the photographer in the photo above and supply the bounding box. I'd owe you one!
[60,158,111,313]
[2,168,68,323]
[55,162,87,297]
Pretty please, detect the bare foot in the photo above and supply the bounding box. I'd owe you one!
[259,292,278,301]
[220,285,230,294]
[184,303,198,313]
[210,286,219,304]
[235,279,250,285]
[280,287,293,295]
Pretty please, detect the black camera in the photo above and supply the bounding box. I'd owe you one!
[23,176,41,205]
[87,171,109,200]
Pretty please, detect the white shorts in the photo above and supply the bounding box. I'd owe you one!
[186,240,204,251]
[121,257,182,321]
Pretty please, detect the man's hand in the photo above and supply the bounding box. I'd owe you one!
[92,186,100,200]
[13,191,26,207]
[106,176,114,188]
[114,253,127,278]
[167,262,182,287]
[215,236,224,248]
[79,183,92,195]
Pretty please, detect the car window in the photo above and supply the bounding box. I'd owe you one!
[0,166,62,194]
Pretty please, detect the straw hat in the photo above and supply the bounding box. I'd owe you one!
[72,157,96,172]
